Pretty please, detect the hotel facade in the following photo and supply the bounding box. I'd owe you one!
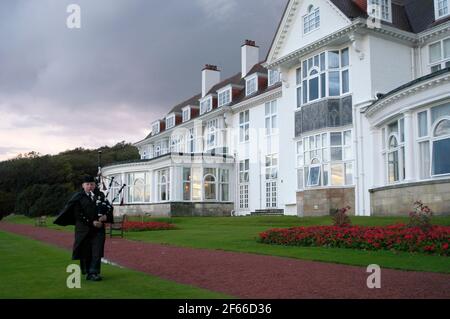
[102,0,450,217]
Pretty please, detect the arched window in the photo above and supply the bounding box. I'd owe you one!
[432,118,450,175]
[204,173,216,200]
[387,135,400,183]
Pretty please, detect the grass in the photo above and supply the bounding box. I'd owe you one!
[3,214,450,274]
[0,231,231,299]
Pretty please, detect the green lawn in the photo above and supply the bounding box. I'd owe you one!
[3,214,450,274]
[0,231,230,299]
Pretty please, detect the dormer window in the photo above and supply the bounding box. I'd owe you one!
[245,75,258,96]
[303,5,320,34]
[368,0,392,22]
[166,115,175,129]
[200,97,212,115]
[152,122,160,135]
[435,0,449,19]
[182,107,191,122]
[268,69,280,86]
[218,88,231,107]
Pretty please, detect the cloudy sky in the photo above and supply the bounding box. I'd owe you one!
[0,0,288,161]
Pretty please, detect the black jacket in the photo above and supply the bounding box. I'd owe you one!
[54,189,114,259]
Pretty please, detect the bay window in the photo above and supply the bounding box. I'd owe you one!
[297,130,353,188]
[300,48,349,105]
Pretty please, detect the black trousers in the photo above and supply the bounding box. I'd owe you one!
[79,230,105,275]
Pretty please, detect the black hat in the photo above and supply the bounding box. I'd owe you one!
[83,175,96,183]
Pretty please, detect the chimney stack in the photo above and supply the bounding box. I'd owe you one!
[202,64,221,98]
[352,0,367,12]
[241,40,259,78]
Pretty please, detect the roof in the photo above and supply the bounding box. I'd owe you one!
[140,62,276,142]
[366,67,450,112]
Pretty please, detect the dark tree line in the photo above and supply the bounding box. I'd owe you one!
[0,142,139,219]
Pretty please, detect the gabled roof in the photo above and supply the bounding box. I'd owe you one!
[267,0,446,63]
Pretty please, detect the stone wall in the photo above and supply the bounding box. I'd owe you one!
[296,187,355,217]
[113,202,234,217]
[370,179,450,216]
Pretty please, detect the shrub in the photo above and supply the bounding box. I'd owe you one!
[259,224,450,256]
[332,206,352,227]
[123,221,176,232]
[409,200,433,232]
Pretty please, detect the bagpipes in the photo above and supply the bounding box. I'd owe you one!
[94,151,127,218]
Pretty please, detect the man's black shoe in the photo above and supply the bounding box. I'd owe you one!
[86,274,102,281]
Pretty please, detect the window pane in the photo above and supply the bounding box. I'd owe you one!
[342,70,349,93]
[309,77,319,101]
[297,87,302,108]
[320,73,326,98]
[303,81,308,104]
[429,42,442,63]
[296,68,302,85]
[330,133,342,146]
[432,138,450,175]
[399,118,405,142]
[345,163,353,185]
[303,61,307,78]
[431,103,450,123]
[323,164,329,186]
[444,38,450,59]
[329,71,340,96]
[388,151,399,183]
[331,147,343,161]
[419,141,430,179]
[341,48,349,67]
[418,111,428,137]
[434,119,450,137]
[328,51,340,68]
[320,52,326,71]
[331,164,344,186]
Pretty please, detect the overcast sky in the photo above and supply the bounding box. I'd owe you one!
[0,0,288,161]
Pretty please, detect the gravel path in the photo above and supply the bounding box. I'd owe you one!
[1,222,449,299]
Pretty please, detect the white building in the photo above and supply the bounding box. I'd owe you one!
[103,0,450,217]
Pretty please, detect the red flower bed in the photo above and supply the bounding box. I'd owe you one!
[259,224,450,256]
[123,221,176,232]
